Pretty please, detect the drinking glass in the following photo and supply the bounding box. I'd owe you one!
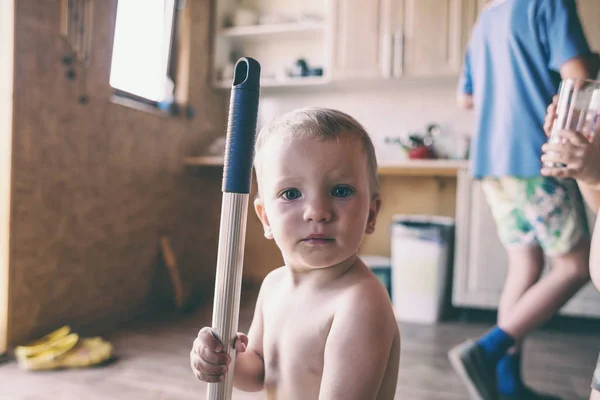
[544,78,600,168]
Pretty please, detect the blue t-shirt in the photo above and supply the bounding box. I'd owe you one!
[460,0,591,178]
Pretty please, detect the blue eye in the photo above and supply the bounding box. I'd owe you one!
[281,188,301,200]
[332,186,354,197]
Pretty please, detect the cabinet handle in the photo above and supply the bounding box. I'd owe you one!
[393,31,404,78]
[383,32,393,78]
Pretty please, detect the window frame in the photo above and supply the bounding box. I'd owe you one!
[109,0,189,113]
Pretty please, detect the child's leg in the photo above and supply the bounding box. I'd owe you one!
[498,176,591,339]
[498,238,589,339]
[492,178,589,398]
[497,246,545,349]
[449,177,589,400]
[494,246,544,395]
[482,177,589,343]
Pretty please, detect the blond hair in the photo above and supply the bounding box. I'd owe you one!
[254,107,379,195]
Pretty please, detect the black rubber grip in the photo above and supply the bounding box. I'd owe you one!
[222,57,261,193]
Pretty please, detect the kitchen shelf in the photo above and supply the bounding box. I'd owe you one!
[213,76,330,90]
[184,156,225,167]
[185,156,469,177]
[377,159,469,177]
[212,1,329,96]
[218,22,325,39]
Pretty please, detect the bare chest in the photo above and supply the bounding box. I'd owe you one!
[262,296,334,387]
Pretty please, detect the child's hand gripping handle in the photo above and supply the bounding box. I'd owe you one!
[207,57,261,400]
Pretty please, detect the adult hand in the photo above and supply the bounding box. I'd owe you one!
[541,128,600,188]
[543,96,558,137]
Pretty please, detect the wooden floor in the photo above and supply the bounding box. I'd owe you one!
[2,289,599,400]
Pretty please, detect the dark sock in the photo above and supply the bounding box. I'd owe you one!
[496,351,524,395]
[476,326,516,365]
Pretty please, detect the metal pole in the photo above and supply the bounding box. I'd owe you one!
[207,57,261,400]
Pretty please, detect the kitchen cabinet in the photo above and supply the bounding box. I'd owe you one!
[330,0,389,80]
[388,0,477,78]
[452,170,600,318]
[330,0,477,80]
[210,0,597,88]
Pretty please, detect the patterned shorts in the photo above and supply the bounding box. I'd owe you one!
[481,176,589,256]
[593,352,600,391]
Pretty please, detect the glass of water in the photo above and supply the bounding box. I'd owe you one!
[544,78,600,168]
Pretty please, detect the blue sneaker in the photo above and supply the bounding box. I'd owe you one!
[448,339,498,400]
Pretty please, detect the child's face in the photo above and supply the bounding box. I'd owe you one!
[254,132,380,271]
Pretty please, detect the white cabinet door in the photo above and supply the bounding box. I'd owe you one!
[330,0,477,80]
[330,0,391,80]
[453,171,600,318]
[390,0,477,78]
[453,170,508,308]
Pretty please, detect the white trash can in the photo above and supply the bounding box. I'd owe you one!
[391,214,454,324]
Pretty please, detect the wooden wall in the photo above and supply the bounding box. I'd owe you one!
[7,0,229,345]
[0,0,15,353]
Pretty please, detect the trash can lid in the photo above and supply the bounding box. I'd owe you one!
[392,214,454,226]
[359,255,391,268]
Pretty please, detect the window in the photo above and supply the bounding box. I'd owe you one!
[109,0,178,105]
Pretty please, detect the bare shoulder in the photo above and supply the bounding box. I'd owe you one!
[256,266,287,301]
[337,266,398,337]
[320,264,400,399]
[345,264,394,310]
[261,266,286,288]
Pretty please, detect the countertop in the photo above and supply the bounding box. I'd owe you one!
[184,156,469,177]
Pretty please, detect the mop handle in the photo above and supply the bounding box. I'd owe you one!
[207,57,261,400]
